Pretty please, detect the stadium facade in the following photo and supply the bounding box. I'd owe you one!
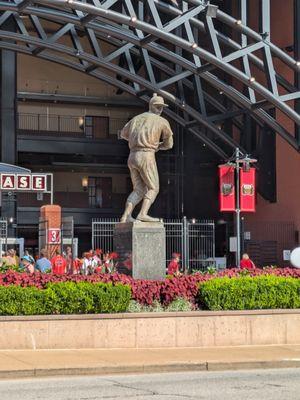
[0,0,299,264]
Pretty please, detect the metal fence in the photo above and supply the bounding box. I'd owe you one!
[18,113,128,137]
[18,113,83,134]
[92,217,215,271]
[92,217,119,256]
[187,219,216,271]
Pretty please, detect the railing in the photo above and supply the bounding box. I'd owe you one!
[18,113,82,134]
[17,113,129,137]
[92,217,216,271]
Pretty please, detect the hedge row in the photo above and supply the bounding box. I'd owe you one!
[198,275,300,310]
[0,282,131,315]
[0,275,300,314]
[0,268,300,315]
[1,267,300,306]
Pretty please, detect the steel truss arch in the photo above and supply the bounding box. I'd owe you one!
[0,39,228,158]
[0,0,299,156]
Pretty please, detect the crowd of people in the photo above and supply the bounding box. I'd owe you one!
[0,247,119,275]
[0,247,255,275]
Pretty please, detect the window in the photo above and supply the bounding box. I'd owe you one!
[85,116,109,138]
[88,177,112,208]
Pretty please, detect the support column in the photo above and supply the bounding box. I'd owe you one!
[294,0,300,144]
[0,40,17,237]
[40,205,62,259]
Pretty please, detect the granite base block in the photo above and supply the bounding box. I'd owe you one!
[114,221,166,280]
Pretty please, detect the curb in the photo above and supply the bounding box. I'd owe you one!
[1,360,300,379]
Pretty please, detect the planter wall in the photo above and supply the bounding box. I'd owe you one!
[0,310,299,350]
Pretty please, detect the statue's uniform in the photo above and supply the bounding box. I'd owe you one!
[121,112,173,206]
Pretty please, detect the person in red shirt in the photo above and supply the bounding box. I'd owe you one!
[167,253,181,276]
[51,249,67,275]
[240,253,255,270]
[72,257,82,275]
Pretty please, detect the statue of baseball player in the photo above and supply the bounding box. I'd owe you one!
[120,93,174,223]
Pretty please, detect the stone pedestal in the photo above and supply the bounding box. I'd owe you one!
[114,221,166,280]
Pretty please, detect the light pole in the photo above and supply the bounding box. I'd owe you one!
[233,148,257,267]
[235,148,241,267]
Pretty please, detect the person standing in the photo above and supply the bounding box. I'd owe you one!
[72,257,82,275]
[51,249,67,275]
[21,255,35,274]
[81,252,92,275]
[65,246,73,274]
[24,250,35,264]
[35,249,51,273]
[3,249,16,267]
[10,249,20,266]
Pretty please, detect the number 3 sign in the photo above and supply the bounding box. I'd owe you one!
[47,229,61,244]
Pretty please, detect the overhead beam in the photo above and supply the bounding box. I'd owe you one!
[17,0,32,12]
[295,0,300,145]
[0,0,297,152]
[81,14,96,26]
[208,109,247,122]
[17,92,144,107]
[85,64,99,73]
[141,4,206,46]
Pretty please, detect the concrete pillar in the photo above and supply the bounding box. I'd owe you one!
[0,20,17,237]
[40,205,62,259]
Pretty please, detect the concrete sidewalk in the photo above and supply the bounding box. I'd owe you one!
[1,345,300,379]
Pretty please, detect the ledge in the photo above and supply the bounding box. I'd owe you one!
[1,308,300,322]
[1,310,300,350]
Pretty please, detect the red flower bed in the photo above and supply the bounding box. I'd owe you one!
[0,267,299,306]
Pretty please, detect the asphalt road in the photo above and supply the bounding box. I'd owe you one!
[0,369,300,400]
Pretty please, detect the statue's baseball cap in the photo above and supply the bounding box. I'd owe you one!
[150,93,168,107]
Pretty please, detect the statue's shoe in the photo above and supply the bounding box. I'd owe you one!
[136,214,160,222]
[120,215,136,223]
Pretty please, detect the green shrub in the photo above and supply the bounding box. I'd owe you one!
[0,285,49,315]
[46,282,131,314]
[0,263,24,273]
[127,299,164,313]
[127,298,194,313]
[0,282,131,315]
[165,297,194,312]
[127,300,143,313]
[198,275,300,311]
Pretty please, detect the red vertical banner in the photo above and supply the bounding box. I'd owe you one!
[240,167,256,212]
[219,165,236,211]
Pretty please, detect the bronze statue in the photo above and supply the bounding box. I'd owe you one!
[120,93,174,222]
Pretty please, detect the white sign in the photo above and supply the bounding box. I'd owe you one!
[0,173,47,191]
[1,174,15,189]
[215,257,227,270]
[229,237,237,252]
[244,231,251,240]
[17,175,31,190]
[47,229,61,244]
[283,250,291,261]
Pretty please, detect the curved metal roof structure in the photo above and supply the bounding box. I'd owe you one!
[0,163,31,173]
[0,0,299,158]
